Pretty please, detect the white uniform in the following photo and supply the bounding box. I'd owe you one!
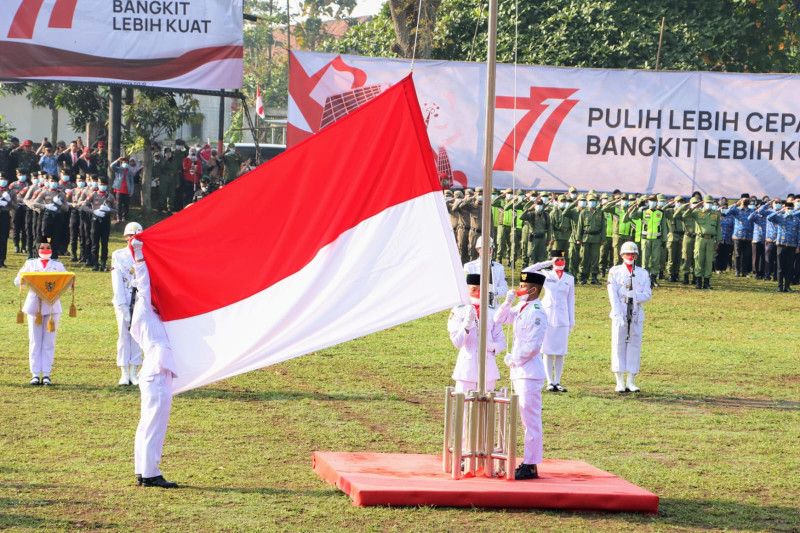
[607,264,652,374]
[111,248,143,368]
[495,297,548,465]
[448,303,505,392]
[14,258,66,378]
[463,259,508,307]
[526,261,575,355]
[130,260,178,479]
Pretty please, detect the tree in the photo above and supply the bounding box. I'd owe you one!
[19,83,63,142]
[54,85,108,143]
[0,115,15,141]
[296,0,358,51]
[123,90,199,212]
[388,0,441,58]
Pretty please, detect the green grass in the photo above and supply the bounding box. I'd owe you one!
[1,220,798,532]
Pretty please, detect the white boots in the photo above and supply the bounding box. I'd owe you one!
[119,365,131,386]
[614,372,640,393]
[129,365,140,386]
[118,365,140,386]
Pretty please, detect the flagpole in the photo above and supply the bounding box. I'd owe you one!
[477,0,498,397]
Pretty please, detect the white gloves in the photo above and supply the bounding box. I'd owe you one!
[505,290,515,302]
[625,289,635,299]
[93,209,105,217]
[130,238,144,262]
[0,200,7,208]
[45,203,58,212]
[100,204,111,212]
[119,305,131,324]
[1,192,10,201]
[53,195,63,205]
[504,353,515,368]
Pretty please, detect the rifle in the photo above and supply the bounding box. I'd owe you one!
[625,269,635,342]
[127,287,137,332]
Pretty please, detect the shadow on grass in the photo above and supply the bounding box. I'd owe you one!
[179,388,392,403]
[629,391,800,411]
[183,485,336,498]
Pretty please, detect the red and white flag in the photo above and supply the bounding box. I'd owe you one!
[255,86,265,119]
[138,76,466,394]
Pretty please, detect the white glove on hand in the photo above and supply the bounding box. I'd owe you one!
[625,289,635,299]
[504,353,514,368]
[53,195,63,205]
[100,204,112,212]
[119,305,131,324]
[505,290,516,302]
[45,203,57,212]
[130,238,144,262]
[93,209,105,217]
[0,200,7,208]
[1,192,10,201]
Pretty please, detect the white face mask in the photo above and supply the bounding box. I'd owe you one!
[517,293,529,302]
[534,205,543,212]
[578,201,587,208]
[703,203,712,210]
[623,257,635,266]
[39,250,52,260]
[588,201,597,208]
[553,263,565,271]
[648,201,657,209]
[560,202,568,209]
[657,201,665,208]
[541,197,549,204]
[622,201,630,208]
[711,204,719,211]
[469,297,481,305]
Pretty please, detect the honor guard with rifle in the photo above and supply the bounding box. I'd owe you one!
[111,222,144,386]
[607,241,652,393]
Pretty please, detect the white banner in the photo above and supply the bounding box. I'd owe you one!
[289,51,800,197]
[0,0,243,90]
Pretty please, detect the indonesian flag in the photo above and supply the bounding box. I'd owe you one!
[138,76,466,394]
[255,86,265,119]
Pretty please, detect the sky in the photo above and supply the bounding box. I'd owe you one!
[287,0,386,19]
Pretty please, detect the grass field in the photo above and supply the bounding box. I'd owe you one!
[1,221,799,532]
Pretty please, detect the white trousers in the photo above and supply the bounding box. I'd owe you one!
[512,378,544,465]
[454,379,497,394]
[134,371,173,478]
[611,319,643,373]
[27,313,59,377]
[114,307,143,367]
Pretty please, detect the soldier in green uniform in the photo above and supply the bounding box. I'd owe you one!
[663,195,685,282]
[521,197,550,264]
[159,147,181,213]
[602,194,635,265]
[492,189,515,265]
[567,194,584,274]
[518,191,534,264]
[467,187,483,260]
[222,143,243,184]
[678,196,701,284]
[576,193,604,284]
[452,190,471,264]
[656,194,669,279]
[548,194,575,268]
[679,194,721,289]
[627,195,668,287]
[599,193,614,275]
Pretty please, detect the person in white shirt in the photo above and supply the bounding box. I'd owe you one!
[129,238,179,488]
[463,236,508,307]
[607,241,652,393]
[14,238,66,386]
[111,222,144,386]
[494,270,548,480]
[447,273,506,393]
[525,250,576,392]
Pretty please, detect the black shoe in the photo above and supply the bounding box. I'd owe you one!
[30,376,41,386]
[703,278,711,289]
[669,274,678,282]
[92,264,100,271]
[555,384,567,393]
[136,474,143,486]
[590,277,600,285]
[580,279,587,285]
[546,384,557,392]
[514,463,539,480]
[42,376,52,386]
[682,274,689,285]
[141,475,178,488]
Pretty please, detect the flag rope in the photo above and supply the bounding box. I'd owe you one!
[409,0,425,71]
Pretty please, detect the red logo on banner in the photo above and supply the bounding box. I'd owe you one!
[494,86,579,171]
[8,0,78,39]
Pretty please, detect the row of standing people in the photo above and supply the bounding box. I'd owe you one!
[447,188,800,292]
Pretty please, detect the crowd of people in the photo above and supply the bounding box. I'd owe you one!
[447,188,800,292]
[0,135,253,271]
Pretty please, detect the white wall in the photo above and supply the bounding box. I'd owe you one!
[0,94,83,142]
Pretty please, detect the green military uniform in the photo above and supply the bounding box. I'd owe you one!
[567,194,584,274]
[518,193,533,264]
[521,200,550,264]
[677,198,700,284]
[663,195,685,281]
[467,187,483,260]
[452,190,471,264]
[576,194,604,284]
[657,194,669,279]
[599,193,614,275]
[681,195,721,289]
[492,189,514,265]
[160,151,182,212]
[548,194,574,268]
[628,196,667,286]
[12,148,39,174]
[602,194,636,266]
[222,146,243,183]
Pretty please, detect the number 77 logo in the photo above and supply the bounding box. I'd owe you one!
[8,0,78,39]
[493,86,579,171]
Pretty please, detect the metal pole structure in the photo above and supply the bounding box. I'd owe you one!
[218,89,226,154]
[477,0,499,396]
[108,86,122,162]
[655,16,666,71]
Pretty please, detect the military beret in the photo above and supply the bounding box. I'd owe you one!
[466,273,480,285]
[550,249,565,258]
[657,194,666,200]
[648,195,658,201]
[520,271,546,285]
[704,194,714,202]
[454,190,464,198]
[586,194,598,201]
[568,186,577,193]
[674,195,684,202]
[557,194,567,201]
[627,194,636,200]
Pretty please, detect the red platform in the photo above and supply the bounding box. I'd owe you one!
[313,452,658,513]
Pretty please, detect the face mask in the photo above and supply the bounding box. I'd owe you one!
[711,205,719,211]
[657,201,666,208]
[588,201,597,208]
[0,180,7,187]
[578,201,587,208]
[560,202,568,209]
[553,259,566,271]
[541,197,549,204]
[773,203,780,210]
[748,204,756,210]
[476,195,483,201]
[39,250,52,260]
[19,175,27,182]
[469,296,481,305]
[623,257,635,266]
[99,185,108,192]
[121,163,129,169]
[61,175,70,182]
[721,208,729,214]
[48,182,57,189]
[534,205,543,212]
[703,203,712,210]
[190,155,197,161]
[648,201,657,209]
[201,187,209,192]
[600,199,607,205]
[569,193,577,199]
[622,201,630,208]
[31,178,39,185]
[77,181,85,188]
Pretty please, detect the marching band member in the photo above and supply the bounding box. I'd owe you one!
[14,238,66,386]
[607,241,652,393]
[495,271,548,480]
[448,273,505,393]
[525,250,576,392]
[111,222,144,386]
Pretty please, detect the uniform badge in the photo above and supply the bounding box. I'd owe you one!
[535,318,541,325]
